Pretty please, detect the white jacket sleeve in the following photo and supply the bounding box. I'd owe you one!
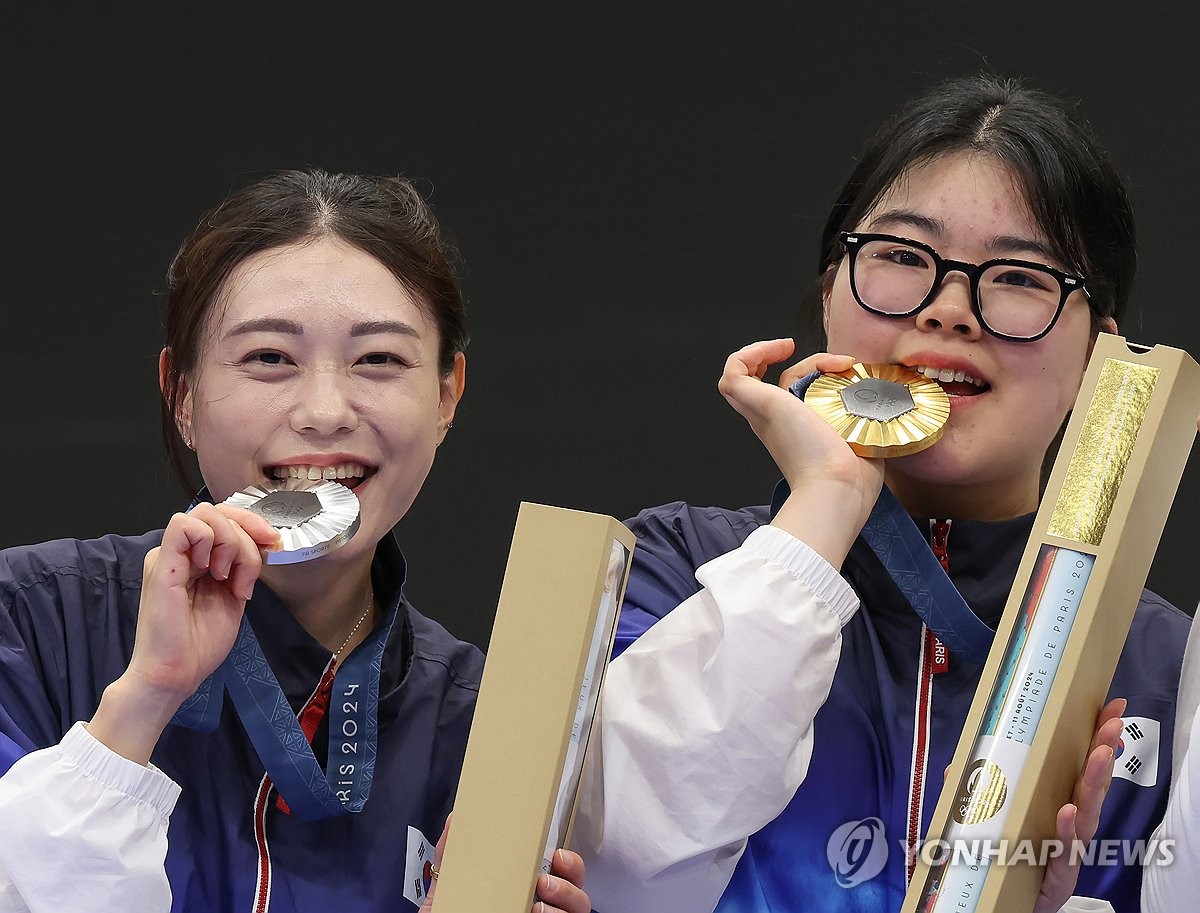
[574,525,859,913]
[0,722,180,913]
[1140,610,1200,913]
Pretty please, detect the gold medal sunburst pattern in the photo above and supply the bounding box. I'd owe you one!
[803,363,950,458]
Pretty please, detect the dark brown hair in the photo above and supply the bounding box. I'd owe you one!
[161,169,469,489]
[799,74,1135,347]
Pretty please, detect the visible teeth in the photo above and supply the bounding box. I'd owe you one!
[915,365,985,388]
[270,463,370,481]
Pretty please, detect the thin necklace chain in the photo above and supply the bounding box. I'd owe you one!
[333,587,375,660]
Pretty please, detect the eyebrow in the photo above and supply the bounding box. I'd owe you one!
[866,210,944,237]
[349,320,422,339]
[864,210,1060,262]
[224,317,304,339]
[224,317,422,340]
[989,234,1059,262]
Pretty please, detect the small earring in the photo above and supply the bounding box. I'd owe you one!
[182,430,195,451]
[446,421,454,431]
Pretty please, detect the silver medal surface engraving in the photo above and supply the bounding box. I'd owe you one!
[224,479,361,564]
[838,376,916,422]
[246,490,323,528]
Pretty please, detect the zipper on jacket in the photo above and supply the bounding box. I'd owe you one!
[905,519,953,882]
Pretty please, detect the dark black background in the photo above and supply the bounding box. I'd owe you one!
[3,5,1197,648]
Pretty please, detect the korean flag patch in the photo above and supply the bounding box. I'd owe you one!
[403,825,437,907]
[1113,716,1160,788]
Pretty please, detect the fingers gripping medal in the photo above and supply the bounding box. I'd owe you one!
[224,479,361,564]
[802,363,950,458]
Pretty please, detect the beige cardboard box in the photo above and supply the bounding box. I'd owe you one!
[431,502,635,913]
[904,335,1200,913]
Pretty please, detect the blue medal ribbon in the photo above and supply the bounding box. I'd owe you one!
[172,600,397,820]
[858,488,993,663]
[775,373,993,664]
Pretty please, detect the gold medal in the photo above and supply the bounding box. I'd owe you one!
[803,363,950,458]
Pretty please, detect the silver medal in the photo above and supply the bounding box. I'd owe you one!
[224,479,361,564]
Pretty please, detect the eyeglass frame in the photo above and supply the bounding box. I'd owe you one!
[837,230,1090,343]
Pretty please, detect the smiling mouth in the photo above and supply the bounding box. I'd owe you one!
[269,463,374,490]
[914,364,990,397]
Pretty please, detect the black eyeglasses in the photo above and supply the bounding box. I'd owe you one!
[838,231,1089,342]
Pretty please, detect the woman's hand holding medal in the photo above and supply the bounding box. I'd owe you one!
[718,338,885,567]
[87,503,281,764]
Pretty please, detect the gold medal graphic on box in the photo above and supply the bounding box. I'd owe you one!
[952,758,1009,825]
[804,363,950,458]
